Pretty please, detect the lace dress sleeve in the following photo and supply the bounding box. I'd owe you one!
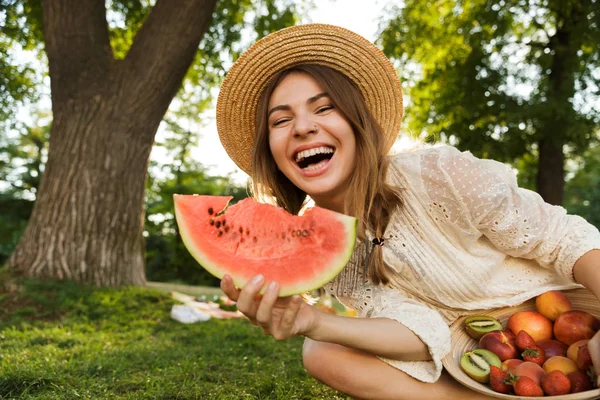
[324,243,451,383]
[434,146,600,281]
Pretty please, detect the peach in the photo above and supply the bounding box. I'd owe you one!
[536,339,567,358]
[566,339,588,361]
[507,311,553,342]
[542,356,578,375]
[535,290,572,321]
[479,330,519,361]
[514,361,546,386]
[501,358,523,374]
[554,310,600,345]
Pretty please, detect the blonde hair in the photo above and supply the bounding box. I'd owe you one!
[251,64,402,284]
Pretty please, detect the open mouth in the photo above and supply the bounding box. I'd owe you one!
[294,146,335,171]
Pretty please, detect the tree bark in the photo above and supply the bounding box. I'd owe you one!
[536,139,565,205]
[9,0,218,286]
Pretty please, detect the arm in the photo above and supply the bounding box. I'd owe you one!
[221,270,451,383]
[573,249,600,299]
[434,146,600,281]
[573,249,600,387]
[308,303,431,362]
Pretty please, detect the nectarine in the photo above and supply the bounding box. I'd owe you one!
[507,311,553,342]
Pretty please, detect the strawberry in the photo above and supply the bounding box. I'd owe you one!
[541,370,571,396]
[567,370,593,393]
[489,365,514,394]
[515,330,536,352]
[514,375,544,397]
[521,345,545,366]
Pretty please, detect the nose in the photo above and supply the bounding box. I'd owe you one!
[293,117,318,137]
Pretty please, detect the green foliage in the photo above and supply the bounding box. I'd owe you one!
[145,120,247,285]
[0,278,346,399]
[564,144,600,229]
[0,0,44,124]
[379,0,600,164]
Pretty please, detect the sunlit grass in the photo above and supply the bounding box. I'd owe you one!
[0,277,347,399]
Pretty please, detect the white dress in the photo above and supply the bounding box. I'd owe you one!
[324,145,600,382]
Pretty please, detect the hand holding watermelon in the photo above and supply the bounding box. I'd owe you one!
[221,274,319,340]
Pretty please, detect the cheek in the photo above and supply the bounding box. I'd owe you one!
[268,135,287,165]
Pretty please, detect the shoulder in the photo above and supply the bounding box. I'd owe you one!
[388,144,515,184]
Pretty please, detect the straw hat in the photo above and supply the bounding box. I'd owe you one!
[216,23,404,174]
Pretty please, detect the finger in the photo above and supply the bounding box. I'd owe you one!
[255,281,280,326]
[275,295,302,339]
[235,274,265,317]
[220,275,241,302]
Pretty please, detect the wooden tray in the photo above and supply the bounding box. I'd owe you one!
[442,289,600,399]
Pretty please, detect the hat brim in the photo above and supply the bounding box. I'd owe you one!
[216,23,403,175]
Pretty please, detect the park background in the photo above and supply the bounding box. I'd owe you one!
[1,0,599,398]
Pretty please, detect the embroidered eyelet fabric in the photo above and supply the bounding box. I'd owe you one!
[324,145,600,383]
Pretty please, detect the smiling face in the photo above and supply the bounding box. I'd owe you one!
[267,72,357,212]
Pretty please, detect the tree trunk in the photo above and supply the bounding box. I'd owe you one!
[536,3,584,206]
[536,139,564,206]
[9,0,218,286]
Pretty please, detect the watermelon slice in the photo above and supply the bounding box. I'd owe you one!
[173,195,357,296]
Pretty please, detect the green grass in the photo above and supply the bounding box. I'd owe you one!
[0,277,349,399]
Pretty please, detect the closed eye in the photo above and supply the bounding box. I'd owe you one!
[316,105,334,114]
[272,118,290,127]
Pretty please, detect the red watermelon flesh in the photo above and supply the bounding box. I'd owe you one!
[173,195,357,296]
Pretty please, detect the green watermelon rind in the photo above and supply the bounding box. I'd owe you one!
[174,195,357,297]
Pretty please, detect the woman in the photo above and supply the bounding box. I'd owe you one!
[215,24,600,399]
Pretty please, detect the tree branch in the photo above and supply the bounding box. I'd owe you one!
[122,0,219,120]
[42,0,114,101]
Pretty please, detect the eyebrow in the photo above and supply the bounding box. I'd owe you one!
[267,92,330,117]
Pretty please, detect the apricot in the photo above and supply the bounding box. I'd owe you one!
[554,310,600,345]
[542,356,578,375]
[535,290,572,321]
[514,361,546,386]
[479,330,518,361]
[566,339,588,361]
[536,339,567,358]
[507,311,553,342]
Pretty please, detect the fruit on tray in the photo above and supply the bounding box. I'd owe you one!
[507,310,553,342]
[460,349,502,383]
[457,289,599,396]
[464,315,503,340]
[479,330,518,361]
[553,310,600,346]
[536,290,572,321]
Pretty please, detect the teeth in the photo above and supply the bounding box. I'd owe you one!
[295,146,334,162]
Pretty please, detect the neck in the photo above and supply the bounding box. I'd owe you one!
[312,193,345,214]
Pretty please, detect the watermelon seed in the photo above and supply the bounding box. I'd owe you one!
[209,219,215,226]
[217,231,223,237]
[208,207,214,215]
[291,231,296,237]
[246,229,250,235]
[222,219,226,226]
[239,227,243,234]
[253,236,257,243]
[215,221,221,228]
[296,230,302,237]
[302,230,309,237]
[224,226,230,233]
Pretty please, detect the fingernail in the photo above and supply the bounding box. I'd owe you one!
[251,275,264,284]
[268,281,278,291]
